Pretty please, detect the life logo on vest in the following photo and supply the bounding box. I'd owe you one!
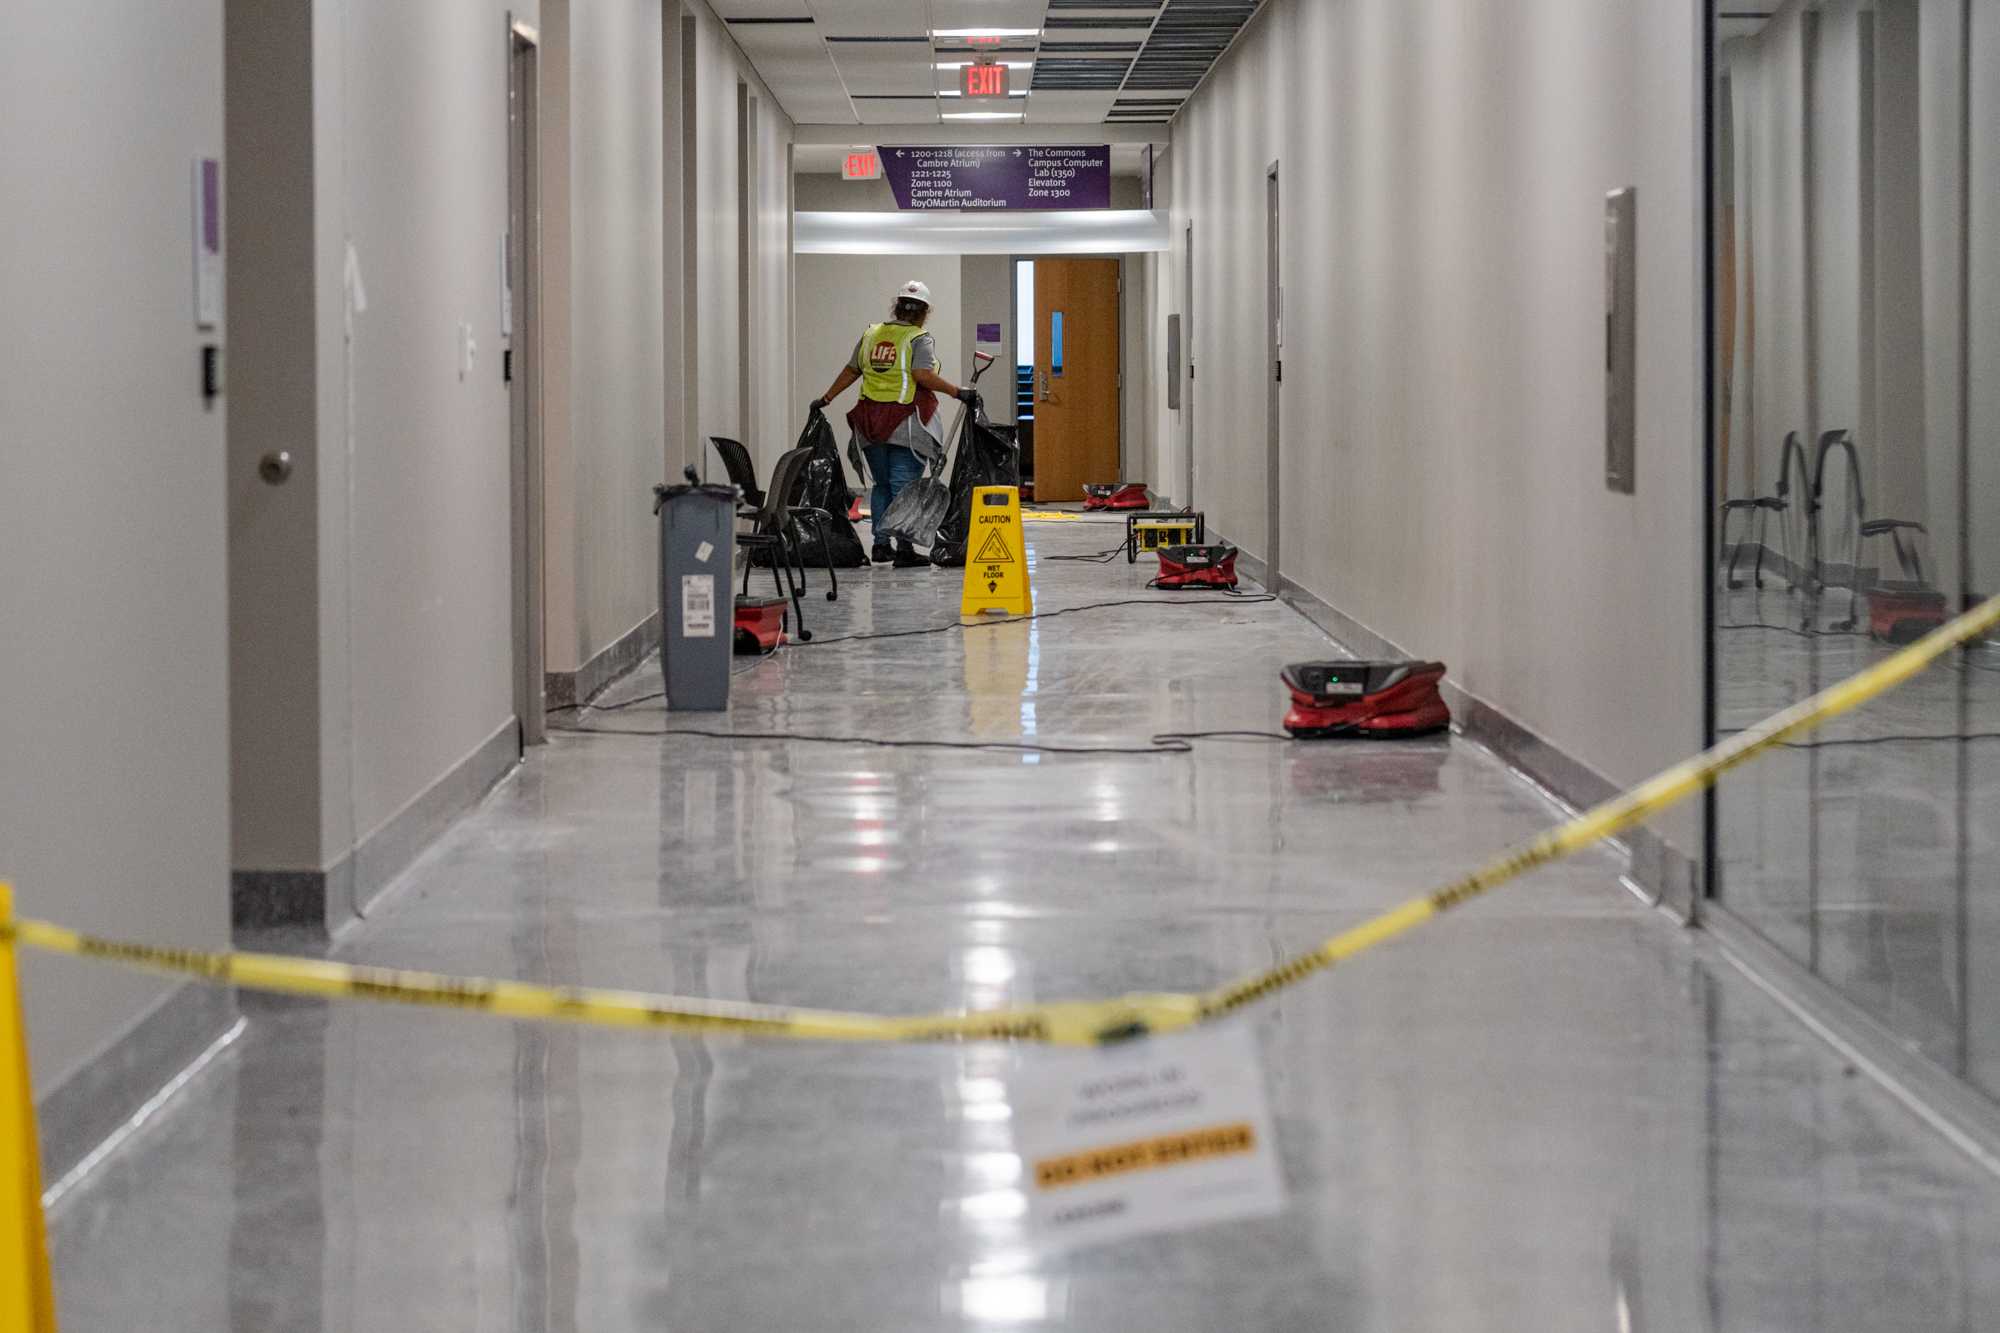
[960,486,1031,617]
[869,340,900,370]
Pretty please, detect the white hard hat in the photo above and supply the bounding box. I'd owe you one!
[896,279,932,306]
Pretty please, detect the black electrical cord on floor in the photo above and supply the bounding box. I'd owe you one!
[1150,729,1298,744]
[1716,728,2000,750]
[786,593,1279,648]
[565,724,1200,757]
[1716,620,1868,641]
[1043,545,1129,564]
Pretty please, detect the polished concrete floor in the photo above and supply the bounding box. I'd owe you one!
[49,520,2000,1331]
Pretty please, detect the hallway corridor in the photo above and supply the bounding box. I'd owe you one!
[46,521,2000,1331]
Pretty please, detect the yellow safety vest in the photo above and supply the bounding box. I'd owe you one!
[859,322,923,405]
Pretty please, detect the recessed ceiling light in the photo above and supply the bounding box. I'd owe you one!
[941,111,1025,121]
[931,28,1041,39]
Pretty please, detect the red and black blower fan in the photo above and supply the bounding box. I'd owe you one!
[733,595,788,654]
[1082,482,1151,512]
[1282,660,1452,739]
[1152,543,1239,590]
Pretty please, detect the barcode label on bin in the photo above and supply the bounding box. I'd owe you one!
[681,575,716,638]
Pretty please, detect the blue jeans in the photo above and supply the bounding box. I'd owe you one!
[864,443,925,547]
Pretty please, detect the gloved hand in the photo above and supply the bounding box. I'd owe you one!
[808,397,828,415]
[955,387,981,407]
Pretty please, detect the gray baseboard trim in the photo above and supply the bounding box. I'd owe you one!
[231,717,519,934]
[351,718,520,916]
[36,981,241,1192]
[1704,903,2000,1178]
[1219,531,1698,920]
[545,610,661,709]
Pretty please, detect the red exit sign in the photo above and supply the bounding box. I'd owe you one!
[962,62,1010,98]
[842,149,880,181]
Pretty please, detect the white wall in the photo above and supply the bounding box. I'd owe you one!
[1,1,231,1086]
[688,2,794,476]
[960,255,1015,424]
[1154,0,1705,823]
[564,0,668,669]
[792,255,966,433]
[328,0,523,847]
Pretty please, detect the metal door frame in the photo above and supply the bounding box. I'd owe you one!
[507,15,545,749]
[1183,221,1195,508]
[1266,161,1282,587]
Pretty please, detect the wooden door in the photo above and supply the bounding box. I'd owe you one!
[1032,258,1121,501]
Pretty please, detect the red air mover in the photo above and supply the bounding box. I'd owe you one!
[1282,661,1452,739]
[1083,482,1150,511]
[1868,587,1948,644]
[1152,544,1239,590]
[733,596,788,654]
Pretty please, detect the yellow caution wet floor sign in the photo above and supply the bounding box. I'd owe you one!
[961,486,1031,616]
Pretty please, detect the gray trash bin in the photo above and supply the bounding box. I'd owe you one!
[653,474,739,712]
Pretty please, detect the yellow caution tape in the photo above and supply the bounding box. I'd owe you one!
[9,593,1999,1047]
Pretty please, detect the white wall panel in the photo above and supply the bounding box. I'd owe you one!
[2,0,231,1088]
[1158,0,1704,837]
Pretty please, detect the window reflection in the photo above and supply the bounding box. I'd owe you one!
[1708,0,1997,1095]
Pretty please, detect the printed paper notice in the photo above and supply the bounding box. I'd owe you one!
[1011,1023,1285,1251]
[681,574,716,638]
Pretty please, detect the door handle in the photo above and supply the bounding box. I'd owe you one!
[258,450,293,486]
[1039,368,1050,402]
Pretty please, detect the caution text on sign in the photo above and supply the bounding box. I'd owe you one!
[960,485,1031,616]
[1010,1022,1285,1251]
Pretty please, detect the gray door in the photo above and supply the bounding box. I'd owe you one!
[1266,163,1282,587]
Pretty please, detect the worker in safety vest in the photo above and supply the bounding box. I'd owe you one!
[811,279,978,567]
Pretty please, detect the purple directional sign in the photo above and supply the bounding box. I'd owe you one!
[881,145,1112,211]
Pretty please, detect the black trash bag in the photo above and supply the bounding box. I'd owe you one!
[755,409,868,568]
[930,413,1020,567]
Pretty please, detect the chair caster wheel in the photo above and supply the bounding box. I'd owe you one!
[826,590,838,602]
[797,628,813,642]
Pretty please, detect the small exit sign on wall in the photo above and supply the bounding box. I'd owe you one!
[962,62,1009,98]
[843,149,881,181]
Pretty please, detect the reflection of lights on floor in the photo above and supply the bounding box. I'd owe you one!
[960,1151,1023,1188]
[960,1101,1012,1123]
[956,1188,1028,1223]
[963,945,1016,985]
[950,1275,1054,1323]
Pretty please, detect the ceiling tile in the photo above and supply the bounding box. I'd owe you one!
[730,22,857,123]
[855,100,943,125]
[829,41,935,95]
[712,0,813,18]
[809,0,929,37]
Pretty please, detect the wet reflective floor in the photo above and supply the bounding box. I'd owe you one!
[49,519,2000,1330]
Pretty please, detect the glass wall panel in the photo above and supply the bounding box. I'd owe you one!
[1709,0,1987,1081]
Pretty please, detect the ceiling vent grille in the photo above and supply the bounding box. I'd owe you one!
[1122,0,1264,91]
